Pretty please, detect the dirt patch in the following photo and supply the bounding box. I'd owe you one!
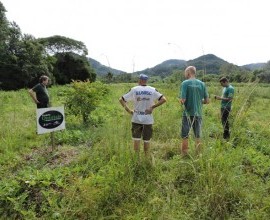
[24,145,79,168]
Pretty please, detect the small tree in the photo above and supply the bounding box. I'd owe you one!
[65,80,109,124]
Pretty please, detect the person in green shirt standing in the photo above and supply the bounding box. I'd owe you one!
[214,77,234,139]
[29,75,50,109]
[179,66,209,156]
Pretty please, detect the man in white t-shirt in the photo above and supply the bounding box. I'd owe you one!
[119,74,166,156]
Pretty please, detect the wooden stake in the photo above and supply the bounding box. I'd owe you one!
[50,132,55,152]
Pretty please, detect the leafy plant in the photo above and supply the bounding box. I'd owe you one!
[65,80,109,124]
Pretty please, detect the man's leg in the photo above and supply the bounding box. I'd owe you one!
[143,141,150,156]
[134,139,141,153]
[221,108,230,139]
[193,117,202,155]
[142,125,152,156]
[195,138,202,155]
[225,108,231,139]
[181,116,190,156]
[133,139,141,162]
[181,138,189,155]
[132,123,143,154]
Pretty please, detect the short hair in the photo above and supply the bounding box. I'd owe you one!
[39,75,49,83]
[219,77,228,83]
[185,66,196,75]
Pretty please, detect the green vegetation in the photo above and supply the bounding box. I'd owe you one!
[1,2,270,218]
[1,81,270,219]
[65,80,109,124]
[0,3,95,90]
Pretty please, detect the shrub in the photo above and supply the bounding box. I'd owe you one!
[65,80,109,124]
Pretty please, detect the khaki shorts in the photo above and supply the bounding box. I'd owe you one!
[132,123,153,141]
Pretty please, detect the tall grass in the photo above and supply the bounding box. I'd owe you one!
[1,82,270,219]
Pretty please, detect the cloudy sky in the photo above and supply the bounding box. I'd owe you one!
[2,0,270,72]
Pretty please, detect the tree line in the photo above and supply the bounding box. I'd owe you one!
[1,1,270,90]
[0,2,96,90]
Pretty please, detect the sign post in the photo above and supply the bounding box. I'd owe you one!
[50,132,55,151]
[36,106,65,151]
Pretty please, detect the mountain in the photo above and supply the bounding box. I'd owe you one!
[88,54,267,77]
[186,54,229,74]
[136,54,230,77]
[88,57,125,76]
[242,63,266,71]
[135,59,187,78]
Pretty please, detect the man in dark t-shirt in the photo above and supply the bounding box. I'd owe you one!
[29,75,50,108]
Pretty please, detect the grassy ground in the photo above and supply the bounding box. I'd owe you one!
[1,82,270,219]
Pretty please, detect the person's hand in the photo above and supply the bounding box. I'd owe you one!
[145,107,153,114]
[124,105,133,115]
[214,95,221,100]
[179,99,185,104]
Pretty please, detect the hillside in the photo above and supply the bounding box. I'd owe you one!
[88,57,125,76]
[90,54,261,77]
[242,63,266,71]
[186,54,229,74]
[135,59,187,78]
[89,54,268,78]
[135,54,231,77]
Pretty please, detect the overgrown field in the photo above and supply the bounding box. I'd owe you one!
[1,82,270,219]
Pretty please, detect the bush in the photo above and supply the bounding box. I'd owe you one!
[65,80,109,124]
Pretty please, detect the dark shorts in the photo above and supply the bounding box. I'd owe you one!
[132,123,153,141]
[181,116,202,138]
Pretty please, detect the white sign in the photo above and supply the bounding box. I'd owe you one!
[36,106,65,134]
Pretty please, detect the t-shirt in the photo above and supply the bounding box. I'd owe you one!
[221,85,234,108]
[32,83,49,104]
[122,85,163,125]
[180,79,208,117]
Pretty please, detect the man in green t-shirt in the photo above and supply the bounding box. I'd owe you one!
[214,77,234,139]
[179,66,209,156]
[29,75,50,109]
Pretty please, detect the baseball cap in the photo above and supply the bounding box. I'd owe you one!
[139,74,149,80]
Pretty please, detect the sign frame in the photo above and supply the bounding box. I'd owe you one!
[36,106,65,134]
